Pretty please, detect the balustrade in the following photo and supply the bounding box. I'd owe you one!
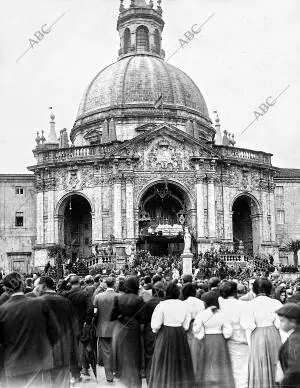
[35,144,272,166]
[216,146,272,165]
[85,255,114,268]
[219,254,245,262]
[36,144,108,164]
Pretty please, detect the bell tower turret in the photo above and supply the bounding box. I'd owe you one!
[117,0,165,60]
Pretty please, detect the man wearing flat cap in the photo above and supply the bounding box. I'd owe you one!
[0,272,60,388]
[276,303,300,388]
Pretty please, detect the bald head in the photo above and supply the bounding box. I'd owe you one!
[69,275,80,287]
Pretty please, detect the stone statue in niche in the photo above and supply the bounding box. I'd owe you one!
[69,171,80,190]
[183,227,192,254]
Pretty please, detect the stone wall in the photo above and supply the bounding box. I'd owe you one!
[275,170,300,264]
[0,175,36,273]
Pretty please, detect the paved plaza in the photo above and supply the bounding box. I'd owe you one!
[74,367,147,388]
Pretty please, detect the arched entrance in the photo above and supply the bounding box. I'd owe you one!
[57,194,92,260]
[232,194,261,255]
[137,181,194,256]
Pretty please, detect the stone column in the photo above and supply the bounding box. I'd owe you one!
[269,191,276,242]
[36,192,44,245]
[47,190,55,244]
[125,175,135,240]
[93,185,103,242]
[262,191,271,242]
[54,215,64,246]
[196,173,205,239]
[113,176,122,240]
[207,174,216,239]
[251,214,263,255]
[223,186,232,241]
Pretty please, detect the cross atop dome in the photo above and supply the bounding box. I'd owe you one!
[117,0,165,60]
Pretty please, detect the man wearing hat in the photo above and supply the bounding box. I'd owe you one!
[276,303,300,388]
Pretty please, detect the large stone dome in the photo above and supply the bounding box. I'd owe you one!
[76,55,209,122]
[71,2,214,145]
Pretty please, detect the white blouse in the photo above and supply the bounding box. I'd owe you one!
[151,299,191,333]
[219,298,249,343]
[193,307,233,340]
[183,296,205,320]
[241,295,282,331]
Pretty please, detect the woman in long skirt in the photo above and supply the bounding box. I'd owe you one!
[181,283,205,373]
[111,276,144,388]
[142,281,165,384]
[245,278,282,388]
[193,291,235,388]
[219,281,250,388]
[149,281,194,388]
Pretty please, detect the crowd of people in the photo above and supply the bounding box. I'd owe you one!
[132,250,277,281]
[0,267,300,388]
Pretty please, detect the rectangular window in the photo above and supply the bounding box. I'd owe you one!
[15,212,24,227]
[16,186,24,195]
[85,237,89,245]
[277,210,285,224]
[276,186,284,196]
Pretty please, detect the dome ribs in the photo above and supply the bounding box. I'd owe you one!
[72,55,213,144]
[158,59,176,107]
[121,55,136,106]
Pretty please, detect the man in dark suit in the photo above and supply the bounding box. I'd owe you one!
[94,277,117,382]
[64,275,93,379]
[39,276,79,388]
[0,272,59,388]
[276,303,300,388]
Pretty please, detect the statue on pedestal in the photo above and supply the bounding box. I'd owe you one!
[183,227,192,254]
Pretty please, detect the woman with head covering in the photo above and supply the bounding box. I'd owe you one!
[219,281,249,388]
[110,276,144,388]
[193,291,235,388]
[142,281,165,384]
[244,278,282,388]
[149,281,194,388]
[181,282,204,372]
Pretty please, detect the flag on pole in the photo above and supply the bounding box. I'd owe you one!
[154,93,163,109]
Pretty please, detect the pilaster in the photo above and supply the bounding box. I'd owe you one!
[36,191,44,245]
[207,172,216,239]
[112,174,122,240]
[125,173,135,240]
[195,172,205,239]
[47,190,55,244]
[93,181,103,242]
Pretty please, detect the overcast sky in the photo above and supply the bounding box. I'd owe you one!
[0,0,299,173]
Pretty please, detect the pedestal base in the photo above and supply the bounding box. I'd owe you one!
[33,247,49,270]
[181,252,193,275]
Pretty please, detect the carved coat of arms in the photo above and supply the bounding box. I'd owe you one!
[147,139,182,170]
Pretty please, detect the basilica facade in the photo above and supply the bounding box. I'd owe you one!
[1,0,300,272]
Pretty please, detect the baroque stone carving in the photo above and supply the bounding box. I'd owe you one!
[69,171,80,190]
[80,168,95,189]
[133,173,196,207]
[221,166,272,192]
[147,139,182,170]
[55,169,68,191]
